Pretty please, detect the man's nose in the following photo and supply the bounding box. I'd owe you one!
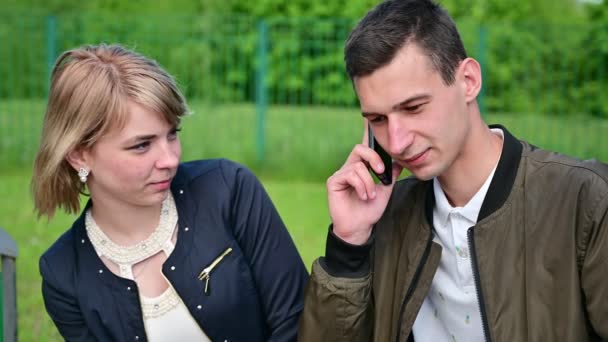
[387,118,414,156]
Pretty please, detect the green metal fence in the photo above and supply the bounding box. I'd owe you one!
[0,12,606,178]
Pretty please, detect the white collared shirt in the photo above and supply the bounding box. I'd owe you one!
[412,129,503,342]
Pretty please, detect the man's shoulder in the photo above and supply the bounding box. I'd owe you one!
[524,143,608,179]
[522,142,608,195]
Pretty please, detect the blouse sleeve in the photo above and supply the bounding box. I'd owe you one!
[40,255,98,341]
[221,160,309,341]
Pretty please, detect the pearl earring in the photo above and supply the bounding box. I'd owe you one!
[78,168,89,183]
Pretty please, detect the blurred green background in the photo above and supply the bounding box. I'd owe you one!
[1,0,607,340]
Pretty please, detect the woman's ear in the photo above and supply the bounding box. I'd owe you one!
[458,57,482,102]
[66,147,88,172]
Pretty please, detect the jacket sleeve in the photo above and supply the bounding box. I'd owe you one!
[223,161,309,342]
[581,191,608,338]
[40,255,98,342]
[298,228,374,341]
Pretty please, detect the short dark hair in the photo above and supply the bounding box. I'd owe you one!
[345,0,467,85]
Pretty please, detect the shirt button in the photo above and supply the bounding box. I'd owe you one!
[184,227,189,232]
[170,266,176,271]
[179,189,184,194]
[81,239,85,244]
[98,269,103,274]
[127,286,131,291]
[135,336,139,340]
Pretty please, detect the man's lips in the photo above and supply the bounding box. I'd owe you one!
[402,149,429,164]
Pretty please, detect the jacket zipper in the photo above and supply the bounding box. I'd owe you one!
[395,230,433,342]
[468,228,491,342]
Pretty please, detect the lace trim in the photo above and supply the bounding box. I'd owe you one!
[140,286,181,319]
[85,192,178,266]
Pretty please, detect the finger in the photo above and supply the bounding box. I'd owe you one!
[391,162,404,182]
[362,118,370,146]
[342,168,371,201]
[345,144,387,175]
[353,161,378,199]
[328,167,371,201]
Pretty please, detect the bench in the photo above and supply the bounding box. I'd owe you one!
[0,228,17,342]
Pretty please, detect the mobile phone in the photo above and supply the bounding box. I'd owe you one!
[368,123,393,185]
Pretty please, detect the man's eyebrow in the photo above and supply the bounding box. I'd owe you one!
[361,94,431,117]
[392,94,431,110]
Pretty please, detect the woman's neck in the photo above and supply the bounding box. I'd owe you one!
[89,198,162,246]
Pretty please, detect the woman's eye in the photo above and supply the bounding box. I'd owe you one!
[130,141,150,151]
[168,127,182,140]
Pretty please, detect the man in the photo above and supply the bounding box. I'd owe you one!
[298,0,608,341]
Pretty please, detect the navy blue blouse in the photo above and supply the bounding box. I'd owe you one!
[40,159,309,341]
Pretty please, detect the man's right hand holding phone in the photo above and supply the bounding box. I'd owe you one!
[327,121,404,245]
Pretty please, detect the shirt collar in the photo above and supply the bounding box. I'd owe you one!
[433,178,451,228]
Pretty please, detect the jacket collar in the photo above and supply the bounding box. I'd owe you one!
[424,124,523,224]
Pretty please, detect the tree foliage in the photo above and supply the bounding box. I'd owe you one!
[1,0,605,116]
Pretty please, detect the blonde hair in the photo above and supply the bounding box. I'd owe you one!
[32,44,189,219]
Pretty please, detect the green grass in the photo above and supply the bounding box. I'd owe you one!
[2,100,608,340]
[1,170,69,341]
[3,100,607,179]
[0,169,328,341]
[0,100,360,179]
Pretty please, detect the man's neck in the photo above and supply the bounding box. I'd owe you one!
[438,121,503,207]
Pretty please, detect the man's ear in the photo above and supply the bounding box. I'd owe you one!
[458,57,482,102]
[66,147,89,172]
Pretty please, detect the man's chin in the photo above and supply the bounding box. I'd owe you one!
[413,174,434,181]
[409,166,438,181]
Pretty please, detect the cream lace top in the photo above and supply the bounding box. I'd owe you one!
[85,193,211,342]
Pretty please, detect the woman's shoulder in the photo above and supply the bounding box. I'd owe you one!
[175,159,259,189]
[39,215,84,279]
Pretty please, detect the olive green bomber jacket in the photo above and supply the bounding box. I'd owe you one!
[298,126,608,342]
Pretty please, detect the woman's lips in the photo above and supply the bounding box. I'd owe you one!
[150,179,171,191]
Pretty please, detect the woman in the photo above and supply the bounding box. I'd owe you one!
[33,44,308,342]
